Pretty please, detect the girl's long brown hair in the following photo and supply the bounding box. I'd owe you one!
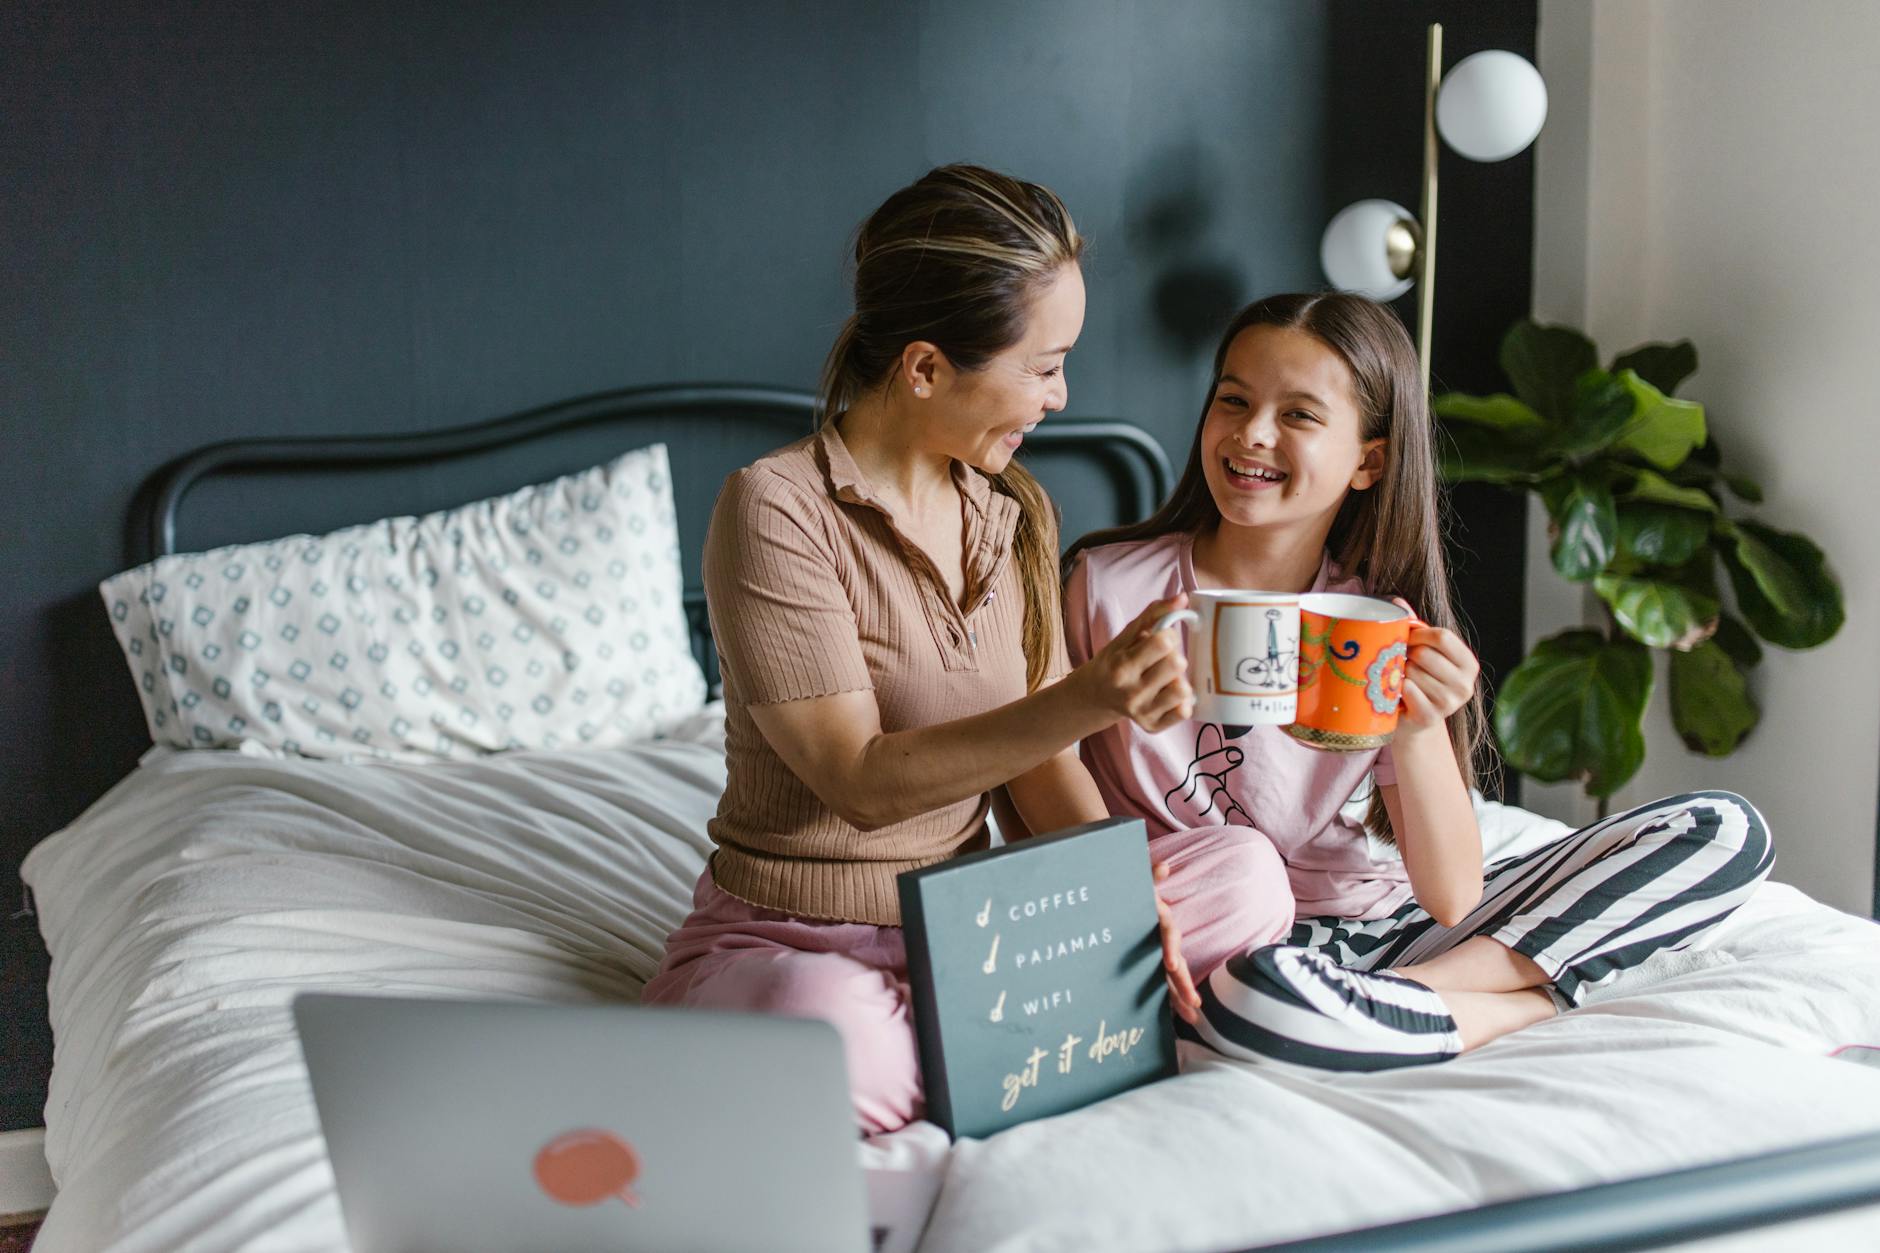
[1067,292,1493,840]
[818,164,1082,693]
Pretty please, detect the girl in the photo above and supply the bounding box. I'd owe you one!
[1064,292,1773,1071]
[642,166,1291,1134]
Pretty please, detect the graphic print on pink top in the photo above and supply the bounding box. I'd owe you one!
[1065,533,1414,921]
[1166,723,1255,829]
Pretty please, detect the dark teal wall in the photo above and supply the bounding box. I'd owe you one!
[1,0,1533,1131]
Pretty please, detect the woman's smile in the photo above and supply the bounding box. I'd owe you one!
[1002,419,1042,449]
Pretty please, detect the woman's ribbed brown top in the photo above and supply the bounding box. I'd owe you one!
[701,423,1067,925]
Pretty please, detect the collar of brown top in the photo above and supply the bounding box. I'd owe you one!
[815,420,1021,612]
[814,419,1010,530]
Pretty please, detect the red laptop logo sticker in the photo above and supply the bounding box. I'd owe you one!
[533,1129,643,1208]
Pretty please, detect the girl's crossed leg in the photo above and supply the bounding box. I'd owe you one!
[1189,791,1774,1070]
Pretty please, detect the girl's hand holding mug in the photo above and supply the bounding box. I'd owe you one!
[1389,597,1479,729]
[1077,594,1195,733]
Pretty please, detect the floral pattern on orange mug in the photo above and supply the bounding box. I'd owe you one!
[1286,592,1417,752]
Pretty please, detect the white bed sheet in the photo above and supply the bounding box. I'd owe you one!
[921,876,1880,1252]
[21,719,1880,1253]
[24,707,729,1252]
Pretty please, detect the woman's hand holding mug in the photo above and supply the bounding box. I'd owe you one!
[1151,591,1301,727]
[1076,595,1195,733]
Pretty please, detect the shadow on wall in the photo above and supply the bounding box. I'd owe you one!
[1128,143,1250,361]
[41,589,148,825]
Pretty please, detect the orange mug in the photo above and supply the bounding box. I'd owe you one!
[1284,593,1417,752]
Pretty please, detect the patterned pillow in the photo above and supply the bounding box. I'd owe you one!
[100,443,706,760]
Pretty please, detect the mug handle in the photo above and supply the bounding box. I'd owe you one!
[1388,597,1427,632]
[1151,608,1199,633]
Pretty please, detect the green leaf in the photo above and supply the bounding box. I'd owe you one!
[1610,340,1698,395]
[1552,370,1636,459]
[1434,391,1549,431]
[1667,463,1719,490]
[1612,370,1707,469]
[1594,573,1721,649]
[1535,472,1574,517]
[1713,613,1763,669]
[1669,641,1758,756]
[1552,474,1618,581]
[1723,473,1764,503]
[1501,322,1598,423]
[1721,519,1806,615]
[1720,520,1845,649]
[1439,423,1558,485]
[1623,467,1719,513]
[1616,502,1711,566]
[1667,547,1722,600]
[1494,629,1653,797]
[1687,431,1723,467]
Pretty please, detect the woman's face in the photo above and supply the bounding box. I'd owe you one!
[1198,323,1385,541]
[929,264,1085,475]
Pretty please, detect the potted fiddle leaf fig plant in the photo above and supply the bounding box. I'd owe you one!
[1436,322,1844,812]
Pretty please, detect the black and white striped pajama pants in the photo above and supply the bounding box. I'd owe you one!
[1190,790,1773,1065]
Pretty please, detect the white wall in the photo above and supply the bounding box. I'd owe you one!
[1530,0,1879,915]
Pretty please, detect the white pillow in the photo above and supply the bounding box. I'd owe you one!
[99,443,706,760]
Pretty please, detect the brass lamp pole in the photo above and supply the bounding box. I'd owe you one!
[1416,22,1441,393]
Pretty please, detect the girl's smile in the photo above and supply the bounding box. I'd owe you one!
[1219,454,1288,490]
[1199,323,1384,540]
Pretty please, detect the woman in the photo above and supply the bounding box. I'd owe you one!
[641,165,1295,1134]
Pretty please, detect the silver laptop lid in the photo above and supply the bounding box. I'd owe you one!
[295,995,869,1253]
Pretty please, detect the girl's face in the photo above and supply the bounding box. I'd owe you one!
[1198,323,1386,541]
[925,263,1084,475]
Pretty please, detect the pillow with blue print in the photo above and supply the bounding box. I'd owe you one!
[99,443,706,761]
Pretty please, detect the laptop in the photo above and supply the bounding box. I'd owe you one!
[295,995,873,1253]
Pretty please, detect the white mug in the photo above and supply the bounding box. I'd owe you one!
[1153,589,1301,726]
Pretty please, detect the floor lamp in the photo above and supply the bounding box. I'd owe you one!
[1318,24,1548,390]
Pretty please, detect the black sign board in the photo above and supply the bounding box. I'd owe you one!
[897,818,1177,1139]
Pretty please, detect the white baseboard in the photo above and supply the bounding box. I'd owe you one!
[0,1127,53,1218]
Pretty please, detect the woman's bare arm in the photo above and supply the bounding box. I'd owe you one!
[747,597,1188,831]
[1001,748,1108,838]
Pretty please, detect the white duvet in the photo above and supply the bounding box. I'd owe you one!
[22,710,1880,1252]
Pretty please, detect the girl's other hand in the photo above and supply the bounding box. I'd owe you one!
[1152,860,1202,1025]
[1076,594,1195,734]
[1390,597,1479,729]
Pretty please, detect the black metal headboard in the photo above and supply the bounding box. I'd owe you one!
[146,383,1173,685]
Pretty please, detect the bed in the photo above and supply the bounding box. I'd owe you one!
[22,385,1880,1252]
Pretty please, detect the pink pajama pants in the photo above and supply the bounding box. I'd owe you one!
[639,825,1293,1135]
